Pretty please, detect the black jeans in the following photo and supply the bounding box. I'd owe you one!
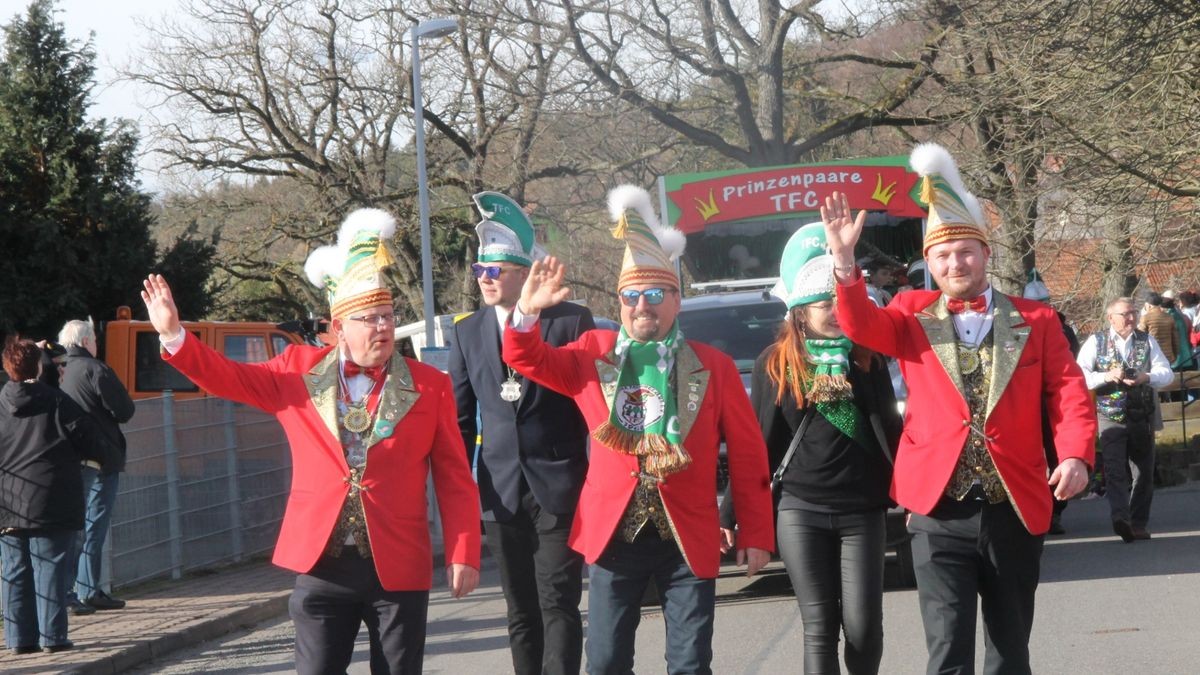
[484,489,583,675]
[289,547,429,675]
[776,508,886,675]
[908,498,1043,675]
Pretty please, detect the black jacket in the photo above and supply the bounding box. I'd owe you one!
[59,346,135,473]
[448,302,594,521]
[721,347,902,527]
[0,381,115,532]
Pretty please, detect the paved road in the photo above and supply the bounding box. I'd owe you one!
[130,485,1200,674]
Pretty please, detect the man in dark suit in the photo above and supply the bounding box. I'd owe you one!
[448,192,593,675]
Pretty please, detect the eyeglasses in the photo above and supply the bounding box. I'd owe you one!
[471,263,520,280]
[1109,310,1138,318]
[619,288,675,307]
[345,313,400,328]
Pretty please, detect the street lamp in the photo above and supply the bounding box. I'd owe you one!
[411,17,459,354]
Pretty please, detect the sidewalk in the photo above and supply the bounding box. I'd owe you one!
[0,560,295,675]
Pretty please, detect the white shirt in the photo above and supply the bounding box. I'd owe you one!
[1075,328,1173,391]
[950,286,995,349]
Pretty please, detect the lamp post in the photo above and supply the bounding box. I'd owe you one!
[411,17,458,354]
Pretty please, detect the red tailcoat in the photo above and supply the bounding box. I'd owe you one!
[836,277,1096,534]
[503,326,774,579]
[166,333,481,590]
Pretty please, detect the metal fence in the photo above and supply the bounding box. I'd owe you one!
[104,393,292,590]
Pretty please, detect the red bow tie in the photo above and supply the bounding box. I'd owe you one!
[946,295,987,314]
[343,361,386,381]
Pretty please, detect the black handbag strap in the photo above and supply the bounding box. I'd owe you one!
[772,406,816,485]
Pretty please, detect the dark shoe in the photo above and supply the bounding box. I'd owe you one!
[69,598,96,616]
[1113,519,1135,543]
[1132,527,1152,540]
[9,645,39,655]
[1048,516,1066,535]
[41,641,74,653]
[84,591,126,610]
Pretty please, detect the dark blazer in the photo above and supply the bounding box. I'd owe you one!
[59,346,136,473]
[0,381,114,531]
[449,302,594,521]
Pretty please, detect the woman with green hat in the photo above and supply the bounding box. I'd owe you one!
[722,222,901,674]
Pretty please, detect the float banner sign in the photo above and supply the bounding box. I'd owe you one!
[663,156,925,233]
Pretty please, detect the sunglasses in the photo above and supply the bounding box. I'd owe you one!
[619,288,675,307]
[471,263,518,280]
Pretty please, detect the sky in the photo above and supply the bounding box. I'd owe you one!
[17,0,182,193]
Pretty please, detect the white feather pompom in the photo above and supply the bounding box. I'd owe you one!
[336,207,397,249]
[304,245,343,288]
[908,143,986,225]
[606,184,686,261]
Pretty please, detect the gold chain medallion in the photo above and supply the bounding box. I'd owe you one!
[343,404,372,434]
[957,344,981,376]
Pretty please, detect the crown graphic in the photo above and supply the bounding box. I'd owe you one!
[872,173,897,206]
[694,189,720,221]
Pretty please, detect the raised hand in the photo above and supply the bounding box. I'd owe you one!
[820,191,867,266]
[518,256,572,314]
[140,274,183,339]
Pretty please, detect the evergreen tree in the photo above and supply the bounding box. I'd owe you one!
[0,0,211,339]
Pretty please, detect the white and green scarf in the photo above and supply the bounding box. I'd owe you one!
[594,324,691,477]
[806,337,869,446]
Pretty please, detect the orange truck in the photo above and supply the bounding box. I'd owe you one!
[101,306,325,400]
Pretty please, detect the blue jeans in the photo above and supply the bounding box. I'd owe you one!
[585,532,716,675]
[1,529,76,649]
[73,467,120,600]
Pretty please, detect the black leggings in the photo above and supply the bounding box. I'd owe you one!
[776,508,886,675]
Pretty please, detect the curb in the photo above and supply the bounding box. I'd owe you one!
[64,591,291,675]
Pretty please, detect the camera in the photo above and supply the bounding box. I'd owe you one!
[1123,367,1139,380]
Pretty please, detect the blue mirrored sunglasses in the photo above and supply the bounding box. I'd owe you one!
[619,288,673,307]
[471,263,507,280]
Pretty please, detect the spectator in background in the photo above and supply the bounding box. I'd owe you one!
[58,320,136,613]
[1076,298,1173,542]
[1139,293,1179,367]
[1159,292,1196,371]
[36,340,67,389]
[1,337,116,654]
[1176,290,1199,327]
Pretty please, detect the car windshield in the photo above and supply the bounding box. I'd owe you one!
[678,300,785,372]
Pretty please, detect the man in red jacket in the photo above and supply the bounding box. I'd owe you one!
[821,144,1096,675]
[140,208,481,675]
[503,186,774,675]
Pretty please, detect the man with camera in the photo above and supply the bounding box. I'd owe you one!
[1077,297,1173,542]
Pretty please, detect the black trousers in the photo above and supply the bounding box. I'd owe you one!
[289,547,430,675]
[776,508,886,675]
[908,498,1043,675]
[1098,418,1155,528]
[484,489,584,675]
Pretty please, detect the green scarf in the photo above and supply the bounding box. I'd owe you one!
[805,337,869,446]
[594,323,690,477]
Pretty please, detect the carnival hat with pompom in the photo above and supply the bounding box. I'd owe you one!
[608,185,686,290]
[910,143,989,254]
[303,208,397,318]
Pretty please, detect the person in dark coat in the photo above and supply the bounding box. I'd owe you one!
[721,224,901,674]
[448,192,593,675]
[57,319,136,612]
[0,338,114,654]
